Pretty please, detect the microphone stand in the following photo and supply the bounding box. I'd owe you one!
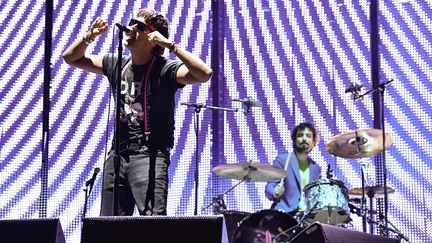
[82,186,90,220]
[112,30,124,216]
[181,102,241,215]
[354,79,393,236]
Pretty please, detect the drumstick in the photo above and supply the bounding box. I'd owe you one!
[279,152,292,185]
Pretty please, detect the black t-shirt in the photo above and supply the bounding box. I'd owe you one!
[103,54,184,149]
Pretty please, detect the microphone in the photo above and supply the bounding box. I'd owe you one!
[232,97,262,107]
[345,83,364,93]
[86,167,101,187]
[115,23,133,34]
[326,164,333,179]
[379,79,394,89]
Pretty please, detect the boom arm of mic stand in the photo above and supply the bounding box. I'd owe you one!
[181,103,243,215]
[180,102,241,113]
[205,105,240,113]
[354,79,394,101]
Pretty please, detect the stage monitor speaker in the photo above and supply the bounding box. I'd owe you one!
[81,215,228,243]
[290,223,400,243]
[0,218,65,243]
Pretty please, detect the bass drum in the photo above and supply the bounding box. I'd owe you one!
[232,209,298,243]
[221,210,250,243]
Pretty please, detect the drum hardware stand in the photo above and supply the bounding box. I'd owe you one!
[349,131,370,232]
[210,195,227,214]
[326,163,334,179]
[354,79,394,236]
[352,159,377,234]
[366,187,377,234]
[271,224,300,243]
[360,161,368,233]
[181,102,244,215]
[200,178,245,214]
[271,202,320,243]
[202,161,262,214]
[367,214,410,242]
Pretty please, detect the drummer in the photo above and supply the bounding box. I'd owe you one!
[265,122,322,217]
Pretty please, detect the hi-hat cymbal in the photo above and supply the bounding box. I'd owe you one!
[326,128,392,159]
[212,162,286,182]
[348,186,395,198]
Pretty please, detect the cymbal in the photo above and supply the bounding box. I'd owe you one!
[212,162,286,182]
[326,128,392,159]
[348,186,395,198]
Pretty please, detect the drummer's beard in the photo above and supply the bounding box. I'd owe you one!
[295,141,311,153]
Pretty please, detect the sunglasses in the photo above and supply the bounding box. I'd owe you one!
[128,18,149,32]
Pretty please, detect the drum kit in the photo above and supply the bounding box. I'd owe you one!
[211,128,396,243]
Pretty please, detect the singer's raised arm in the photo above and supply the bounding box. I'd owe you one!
[62,17,108,74]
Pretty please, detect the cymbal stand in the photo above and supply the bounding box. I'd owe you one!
[360,159,368,232]
[201,178,245,214]
[181,102,242,215]
[352,131,369,233]
[368,214,410,242]
[359,157,379,234]
[366,187,376,234]
[354,79,393,235]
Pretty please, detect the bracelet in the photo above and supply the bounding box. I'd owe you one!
[169,42,180,53]
[82,33,94,45]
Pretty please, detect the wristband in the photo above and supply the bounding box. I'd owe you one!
[169,42,180,53]
[83,33,94,45]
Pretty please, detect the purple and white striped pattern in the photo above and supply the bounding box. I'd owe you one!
[0,0,431,242]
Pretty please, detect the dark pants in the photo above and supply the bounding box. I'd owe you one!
[100,146,170,216]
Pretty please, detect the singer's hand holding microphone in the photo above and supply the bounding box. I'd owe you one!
[114,20,173,49]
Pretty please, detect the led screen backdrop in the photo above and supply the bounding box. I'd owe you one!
[0,0,431,243]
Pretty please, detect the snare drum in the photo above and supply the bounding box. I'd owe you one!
[233,209,298,243]
[303,178,350,225]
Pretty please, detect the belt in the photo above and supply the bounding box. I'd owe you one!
[115,137,148,152]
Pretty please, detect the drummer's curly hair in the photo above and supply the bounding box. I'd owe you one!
[291,122,318,146]
[137,8,169,56]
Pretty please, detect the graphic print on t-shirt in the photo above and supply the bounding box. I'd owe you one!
[120,77,145,126]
